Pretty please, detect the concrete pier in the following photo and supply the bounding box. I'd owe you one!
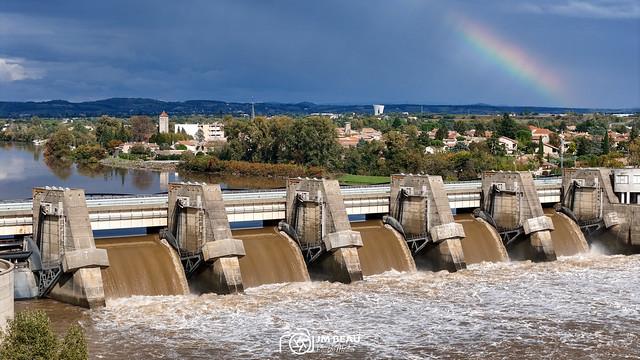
[32,187,109,308]
[481,172,556,262]
[167,183,245,294]
[561,168,639,249]
[0,259,13,329]
[389,174,466,272]
[285,178,363,283]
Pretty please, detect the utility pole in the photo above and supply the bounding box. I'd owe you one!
[560,131,565,170]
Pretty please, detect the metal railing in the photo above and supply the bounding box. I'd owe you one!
[0,177,563,213]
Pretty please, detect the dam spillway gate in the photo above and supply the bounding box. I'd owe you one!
[388,174,466,272]
[281,178,363,283]
[162,182,246,294]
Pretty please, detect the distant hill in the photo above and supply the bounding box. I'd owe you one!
[0,98,636,118]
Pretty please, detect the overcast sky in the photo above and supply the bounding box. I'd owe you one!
[0,0,638,108]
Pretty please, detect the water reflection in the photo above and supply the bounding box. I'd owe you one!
[44,158,73,181]
[131,170,154,191]
[0,142,284,200]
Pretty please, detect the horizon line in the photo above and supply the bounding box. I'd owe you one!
[0,97,638,111]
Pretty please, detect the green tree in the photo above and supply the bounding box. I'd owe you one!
[74,144,107,164]
[0,310,87,360]
[475,122,486,137]
[453,121,467,134]
[601,134,610,155]
[629,138,640,166]
[631,125,639,141]
[96,116,127,146]
[496,113,520,139]
[44,126,74,161]
[435,127,447,140]
[0,310,57,360]
[287,117,341,169]
[383,131,410,174]
[537,137,544,161]
[487,134,506,156]
[515,129,532,149]
[575,136,595,157]
[57,324,88,360]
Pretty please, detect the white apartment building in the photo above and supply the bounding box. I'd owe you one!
[498,136,518,155]
[175,123,226,142]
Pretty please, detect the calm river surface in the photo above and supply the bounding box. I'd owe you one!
[16,253,640,359]
[0,142,283,200]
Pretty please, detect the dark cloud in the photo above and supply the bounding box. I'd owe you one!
[0,0,637,107]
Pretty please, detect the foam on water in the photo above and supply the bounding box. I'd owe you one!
[81,254,640,359]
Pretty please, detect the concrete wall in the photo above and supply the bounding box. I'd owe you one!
[482,172,556,262]
[0,260,14,329]
[168,183,245,294]
[482,171,546,227]
[32,188,108,308]
[390,174,466,272]
[286,178,363,283]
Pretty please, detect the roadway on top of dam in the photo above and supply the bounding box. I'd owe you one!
[0,176,563,235]
[0,176,562,212]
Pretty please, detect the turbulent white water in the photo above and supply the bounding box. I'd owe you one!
[79,254,640,359]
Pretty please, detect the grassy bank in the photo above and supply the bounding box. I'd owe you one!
[338,174,390,185]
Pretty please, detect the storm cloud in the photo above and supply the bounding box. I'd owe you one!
[0,0,637,108]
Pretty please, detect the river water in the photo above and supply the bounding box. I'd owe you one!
[0,142,283,200]
[5,142,640,358]
[15,253,640,359]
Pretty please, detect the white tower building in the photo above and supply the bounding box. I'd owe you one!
[373,104,385,116]
[159,111,169,133]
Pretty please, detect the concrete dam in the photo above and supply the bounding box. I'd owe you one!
[0,168,638,311]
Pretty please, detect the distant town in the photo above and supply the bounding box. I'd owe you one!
[1,104,639,183]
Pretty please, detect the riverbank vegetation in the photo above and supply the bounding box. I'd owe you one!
[0,310,87,360]
[2,112,639,182]
[179,152,325,178]
[338,174,390,185]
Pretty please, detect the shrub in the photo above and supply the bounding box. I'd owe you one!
[0,310,87,360]
[178,154,325,178]
[74,144,107,164]
[130,144,151,155]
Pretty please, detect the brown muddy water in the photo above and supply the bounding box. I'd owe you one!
[233,227,310,288]
[15,253,640,359]
[352,220,416,276]
[544,208,590,257]
[96,236,189,299]
[456,213,509,264]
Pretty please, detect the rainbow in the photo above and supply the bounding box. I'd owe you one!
[451,13,566,104]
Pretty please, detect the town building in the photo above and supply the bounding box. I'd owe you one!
[498,136,518,155]
[529,125,553,144]
[174,123,226,142]
[542,143,560,157]
[611,168,640,204]
[335,124,382,147]
[159,111,169,133]
[118,142,159,154]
